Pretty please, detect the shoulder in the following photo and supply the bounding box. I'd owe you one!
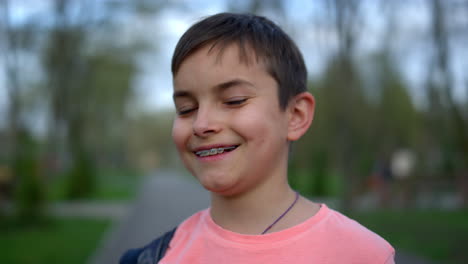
[119,209,208,264]
[320,206,395,260]
[166,209,208,246]
[178,208,207,230]
[325,207,391,245]
[119,228,177,264]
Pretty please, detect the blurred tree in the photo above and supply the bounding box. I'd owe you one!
[373,0,420,153]
[84,52,137,168]
[42,0,97,198]
[1,0,46,220]
[373,51,420,207]
[324,0,366,212]
[375,55,418,151]
[13,130,45,222]
[42,0,141,198]
[0,1,21,158]
[427,0,468,206]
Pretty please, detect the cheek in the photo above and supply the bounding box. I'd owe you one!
[235,108,286,142]
[172,119,189,150]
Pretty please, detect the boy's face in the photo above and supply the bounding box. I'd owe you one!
[172,44,291,196]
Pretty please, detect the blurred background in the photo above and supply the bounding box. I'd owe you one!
[0,0,467,263]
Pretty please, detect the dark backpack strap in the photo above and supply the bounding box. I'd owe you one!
[119,227,177,264]
[154,227,177,262]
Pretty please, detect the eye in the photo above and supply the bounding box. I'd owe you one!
[177,107,197,116]
[225,98,248,106]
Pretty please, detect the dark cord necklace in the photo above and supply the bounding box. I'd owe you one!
[261,191,299,234]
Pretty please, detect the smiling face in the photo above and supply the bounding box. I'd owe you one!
[172,44,293,196]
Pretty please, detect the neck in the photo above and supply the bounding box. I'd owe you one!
[210,177,298,235]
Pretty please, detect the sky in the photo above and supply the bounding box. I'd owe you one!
[1,0,467,131]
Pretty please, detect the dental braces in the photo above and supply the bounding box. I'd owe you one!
[196,146,236,157]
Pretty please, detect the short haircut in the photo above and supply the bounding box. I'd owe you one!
[171,12,307,110]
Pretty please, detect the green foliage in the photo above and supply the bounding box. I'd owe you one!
[289,167,342,197]
[49,167,140,201]
[38,0,141,203]
[375,53,419,150]
[65,153,96,200]
[0,218,109,264]
[93,167,140,201]
[13,131,45,222]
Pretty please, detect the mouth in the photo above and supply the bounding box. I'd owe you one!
[194,145,239,157]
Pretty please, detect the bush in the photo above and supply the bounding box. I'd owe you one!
[13,131,45,222]
[66,152,97,199]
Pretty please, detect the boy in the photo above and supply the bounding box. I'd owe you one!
[121,13,395,264]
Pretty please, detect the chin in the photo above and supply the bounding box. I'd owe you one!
[196,171,240,196]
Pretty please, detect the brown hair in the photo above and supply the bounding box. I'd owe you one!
[171,13,307,110]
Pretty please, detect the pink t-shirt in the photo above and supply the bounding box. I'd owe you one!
[160,204,395,264]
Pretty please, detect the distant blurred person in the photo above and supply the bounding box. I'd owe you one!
[370,157,393,208]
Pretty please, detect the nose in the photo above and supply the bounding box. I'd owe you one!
[192,105,222,137]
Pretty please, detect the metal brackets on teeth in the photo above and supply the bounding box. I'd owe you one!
[197,146,236,157]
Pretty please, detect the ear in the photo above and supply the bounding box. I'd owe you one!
[287,92,315,141]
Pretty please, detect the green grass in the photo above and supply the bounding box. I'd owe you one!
[94,168,140,200]
[48,167,141,201]
[350,210,468,264]
[0,218,110,264]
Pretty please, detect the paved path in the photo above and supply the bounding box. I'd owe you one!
[88,171,209,264]
[88,170,436,264]
[49,201,130,220]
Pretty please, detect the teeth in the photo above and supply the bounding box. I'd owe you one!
[196,146,236,157]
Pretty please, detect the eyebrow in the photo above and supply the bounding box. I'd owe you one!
[173,78,255,100]
[216,78,254,91]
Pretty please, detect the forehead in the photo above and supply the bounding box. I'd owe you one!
[175,43,267,79]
